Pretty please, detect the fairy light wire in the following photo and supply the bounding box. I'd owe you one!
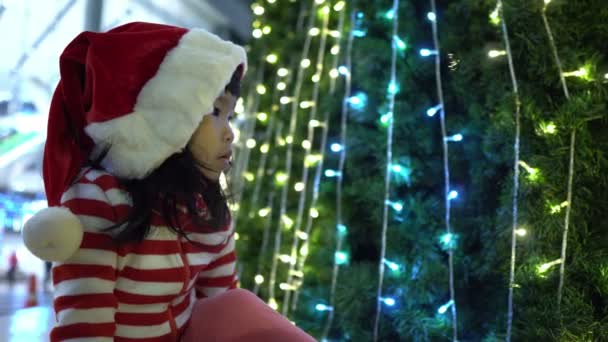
[372,0,399,340]
[290,2,347,313]
[320,5,351,340]
[496,1,522,341]
[268,0,319,309]
[428,0,458,340]
[541,1,575,309]
[282,4,332,315]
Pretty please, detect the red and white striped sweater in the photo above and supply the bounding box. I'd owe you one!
[51,168,237,341]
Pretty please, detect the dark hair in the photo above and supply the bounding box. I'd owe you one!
[100,65,244,244]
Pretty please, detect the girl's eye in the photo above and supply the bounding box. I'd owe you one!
[213,107,221,116]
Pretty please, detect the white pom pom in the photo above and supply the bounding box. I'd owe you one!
[22,207,84,262]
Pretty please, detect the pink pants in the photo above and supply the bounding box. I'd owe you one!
[181,289,317,342]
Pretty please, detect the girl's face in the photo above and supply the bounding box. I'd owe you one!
[188,90,236,181]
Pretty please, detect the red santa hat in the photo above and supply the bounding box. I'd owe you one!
[23,22,247,261]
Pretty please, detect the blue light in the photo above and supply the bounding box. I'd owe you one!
[335,251,349,265]
[315,303,332,311]
[387,200,404,212]
[438,300,454,314]
[330,143,343,152]
[419,48,436,57]
[427,12,436,21]
[383,258,400,271]
[452,134,463,141]
[387,81,399,94]
[325,169,340,177]
[426,104,442,117]
[353,29,367,37]
[448,190,458,200]
[348,92,367,110]
[385,9,394,20]
[390,164,403,173]
[381,297,396,306]
[393,35,407,50]
[337,224,347,235]
[338,66,349,75]
[441,233,453,245]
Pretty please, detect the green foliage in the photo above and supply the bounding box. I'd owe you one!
[236,0,607,341]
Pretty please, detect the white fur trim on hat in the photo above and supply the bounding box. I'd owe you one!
[22,207,84,262]
[85,29,247,179]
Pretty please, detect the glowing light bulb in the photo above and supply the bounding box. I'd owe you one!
[252,29,263,39]
[277,82,286,90]
[268,298,278,310]
[385,10,394,20]
[280,96,292,104]
[329,69,339,78]
[309,27,320,36]
[388,81,399,94]
[275,172,288,184]
[311,74,320,83]
[294,182,305,192]
[324,169,340,177]
[300,101,314,109]
[256,84,267,95]
[297,231,308,240]
[301,59,311,68]
[537,259,562,276]
[446,134,463,142]
[386,200,403,212]
[426,104,442,117]
[419,49,437,57]
[277,68,289,77]
[448,190,458,200]
[335,251,348,265]
[282,215,294,229]
[489,4,501,25]
[300,244,308,256]
[563,67,590,79]
[438,300,454,314]
[316,304,333,311]
[330,45,340,55]
[257,112,268,122]
[515,228,527,236]
[333,1,345,11]
[279,254,292,263]
[488,50,506,58]
[266,54,278,63]
[393,36,406,50]
[253,5,265,15]
[258,208,271,217]
[285,136,293,144]
[309,120,321,127]
[246,139,257,149]
[244,172,255,182]
[338,66,349,75]
[255,274,264,284]
[262,26,272,35]
[301,140,311,150]
[330,143,343,152]
[383,258,400,271]
[260,143,269,154]
[337,224,347,235]
[310,208,319,218]
[380,297,396,306]
[427,12,436,21]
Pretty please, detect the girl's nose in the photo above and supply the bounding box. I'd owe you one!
[225,125,235,143]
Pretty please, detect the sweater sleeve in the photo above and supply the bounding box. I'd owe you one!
[194,230,238,299]
[50,170,130,341]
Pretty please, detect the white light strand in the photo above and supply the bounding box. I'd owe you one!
[252,190,277,295]
[429,0,458,340]
[496,1,522,341]
[282,4,331,315]
[248,70,291,219]
[290,2,347,314]
[320,6,350,340]
[541,0,575,310]
[268,0,319,311]
[373,0,399,340]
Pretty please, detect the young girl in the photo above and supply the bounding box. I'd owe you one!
[22,22,315,342]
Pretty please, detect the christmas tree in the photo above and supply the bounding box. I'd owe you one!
[232,0,607,341]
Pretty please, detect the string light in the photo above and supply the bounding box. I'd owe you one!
[252,4,265,15]
[438,300,454,314]
[271,0,321,315]
[316,304,333,311]
[541,0,577,309]
[330,143,343,152]
[515,228,527,237]
[426,0,459,339]
[382,258,400,271]
[537,258,562,277]
[278,68,289,77]
[427,12,436,21]
[518,161,540,181]
[335,251,349,265]
[258,208,271,217]
[324,169,341,177]
[290,1,348,320]
[562,67,589,79]
[257,112,268,122]
[257,84,267,94]
[266,54,278,63]
[246,139,257,149]
[255,274,265,284]
[496,1,524,340]
[373,1,400,340]
[448,190,459,200]
[252,29,263,39]
[294,182,305,192]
